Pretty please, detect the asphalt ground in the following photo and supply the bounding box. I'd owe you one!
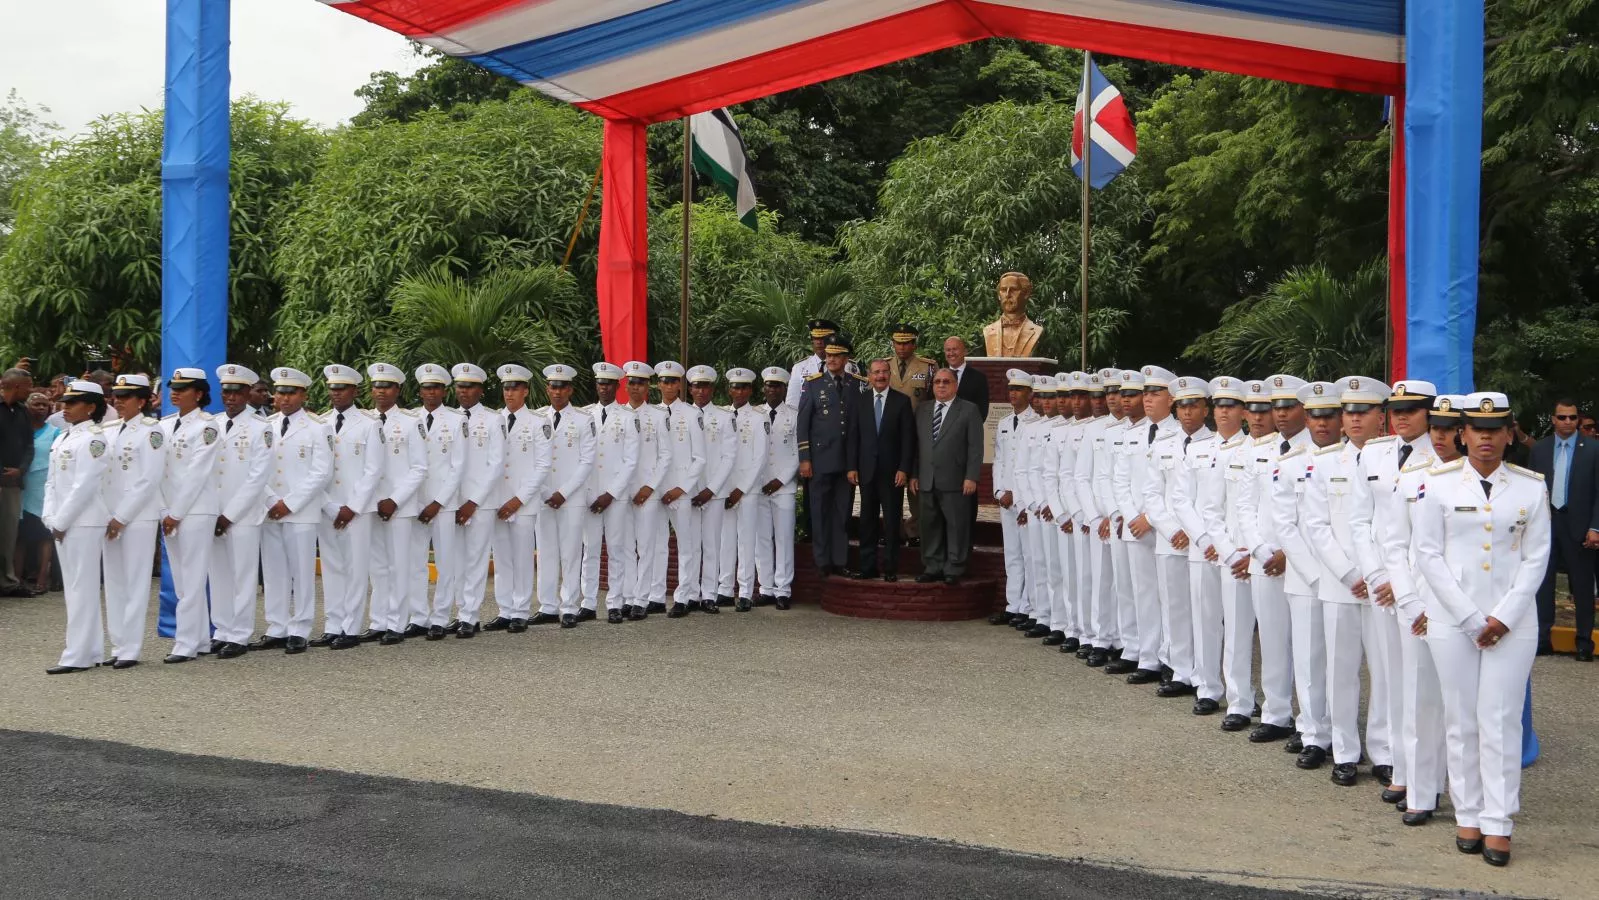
[2,586,1596,898]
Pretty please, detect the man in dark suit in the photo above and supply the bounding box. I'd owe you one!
[943,335,990,409]
[797,332,864,576]
[848,358,915,581]
[1530,398,1599,659]
[912,368,984,585]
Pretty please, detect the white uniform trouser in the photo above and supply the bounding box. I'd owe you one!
[455,510,496,624]
[103,520,158,661]
[695,500,726,602]
[413,513,457,627]
[727,495,759,598]
[1155,552,1192,681]
[629,496,666,607]
[1111,538,1137,655]
[665,496,700,606]
[168,514,218,657]
[1288,590,1330,748]
[1322,600,1366,764]
[261,521,317,638]
[536,500,585,616]
[1126,538,1162,671]
[1364,603,1401,771]
[1088,529,1117,649]
[208,523,261,645]
[1050,525,1075,638]
[1027,518,1055,626]
[999,506,1026,613]
[756,492,796,599]
[582,501,631,611]
[1188,559,1224,701]
[1073,529,1094,644]
[1430,628,1535,837]
[1218,567,1257,718]
[1400,619,1446,810]
[492,514,536,618]
[1251,575,1295,728]
[57,526,106,668]
[318,513,372,636]
[368,514,415,632]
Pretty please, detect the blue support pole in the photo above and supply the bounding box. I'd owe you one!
[158,0,231,637]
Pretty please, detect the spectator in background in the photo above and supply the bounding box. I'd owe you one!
[17,392,59,593]
[0,367,38,596]
[1580,413,1597,439]
[250,379,273,416]
[1530,398,1599,660]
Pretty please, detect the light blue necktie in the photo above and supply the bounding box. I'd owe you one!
[874,392,883,431]
[1553,439,1570,509]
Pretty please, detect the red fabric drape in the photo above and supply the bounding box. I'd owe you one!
[1387,98,1406,382]
[598,119,649,364]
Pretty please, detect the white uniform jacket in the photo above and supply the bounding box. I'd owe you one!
[162,409,224,520]
[660,400,707,498]
[214,411,273,527]
[265,409,333,524]
[1348,434,1429,593]
[43,422,111,531]
[322,407,383,517]
[696,403,738,499]
[455,403,507,510]
[1300,440,1369,603]
[104,415,165,525]
[535,404,596,503]
[727,404,770,498]
[1376,448,1441,626]
[759,403,800,495]
[373,407,430,518]
[494,406,552,510]
[417,406,465,512]
[991,408,1037,502]
[584,401,639,503]
[1269,441,1325,597]
[1146,424,1213,560]
[627,402,672,496]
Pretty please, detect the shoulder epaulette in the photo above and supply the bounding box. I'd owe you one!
[357,408,377,420]
[254,412,271,422]
[267,411,283,420]
[917,356,936,366]
[1429,459,1464,475]
[197,410,214,421]
[141,416,158,426]
[396,407,418,418]
[1366,434,1398,445]
[88,423,103,434]
[162,412,178,421]
[304,411,325,424]
[1253,434,1277,446]
[1506,462,1544,481]
[1220,437,1245,450]
[1279,446,1307,460]
[852,373,869,382]
[803,372,822,381]
[1401,458,1432,474]
[1314,443,1343,456]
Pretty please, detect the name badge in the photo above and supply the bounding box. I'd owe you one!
[1454,506,1477,512]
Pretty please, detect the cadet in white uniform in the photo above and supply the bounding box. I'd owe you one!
[314,365,383,650]
[1060,373,1098,654]
[1103,373,1147,676]
[1159,375,1222,711]
[688,365,737,613]
[100,375,164,668]
[412,364,465,639]
[755,369,799,610]
[1112,369,1171,683]
[1084,370,1126,667]
[581,362,639,623]
[1196,377,1256,727]
[1043,374,1083,647]
[534,363,594,626]
[483,364,550,633]
[364,362,429,644]
[654,361,707,617]
[722,368,768,606]
[208,365,273,658]
[1413,392,1549,867]
[43,382,112,674]
[257,368,332,654]
[989,370,1036,625]
[1017,376,1060,638]
[623,362,671,619]
[449,363,506,636]
[161,368,225,663]
[1142,369,1206,699]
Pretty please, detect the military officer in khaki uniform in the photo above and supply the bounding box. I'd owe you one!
[887,323,935,541]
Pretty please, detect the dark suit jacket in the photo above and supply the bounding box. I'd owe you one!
[914,398,984,491]
[847,388,915,486]
[1529,434,1599,538]
[796,372,864,475]
[952,365,989,410]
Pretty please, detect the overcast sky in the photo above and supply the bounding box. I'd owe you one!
[4,0,424,137]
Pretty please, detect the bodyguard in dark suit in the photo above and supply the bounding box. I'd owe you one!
[797,332,864,576]
[847,358,915,581]
[912,369,984,584]
[942,335,990,409]
[1530,399,1599,659]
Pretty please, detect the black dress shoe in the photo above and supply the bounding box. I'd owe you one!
[1285,732,1305,754]
[530,612,561,625]
[1295,745,1329,770]
[774,597,792,610]
[482,616,513,632]
[988,612,1011,625]
[356,628,383,642]
[882,573,898,582]
[1007,612,1028,626]
[1577,648,1595,662]
[1126,668,1161,685]
[1193,698,1221,715]
[45,665,90,675]
[1104,659,1137,675]
[308,632,338,648]
[1371,764,1393,786]
[608,609,627,624]
[330,634,360,650]
[1086,649,1110,668]
[1012,617,1035,631]
[577,608,598,621]
[163,654,196,664]
[716,595,735,608]
[426,625,446,640]
[1401,809,1432,826]
[850,570,876,580]
[667,602,690,618]
[1482,845,1510,867]
[1159,664,1174,685]
[906,537,920,548]
[1041,631,1066,646]
[647,602,667,614]
[629,606,649,621]
[1330,763,1358,786]
[735,598,752,612]
[456,621,480,638]
[699,600,721,614]
[378,631,405,646]
[560,614,578,628]
[249,635,288,650]
[217,642,247,659]
[1252,703,1261,718]
[915,573,941,584]
[1535,645,1554,657]
[445,619,462,634]
[1061,638,1080,653]
[1156,681,1197,698]
[1220,713,1251,731]
[507,619,528,633]
[112,659,142,669]
[403,623,428,638]
[943,575,960,586]
[284,636,308,654]
[1381,786,1407,805]
[1024,624,1051,638]
[207,639,224,655]
[1074,644,1093,659]
[1248,722,1294,743]
[1455,835,1484,854]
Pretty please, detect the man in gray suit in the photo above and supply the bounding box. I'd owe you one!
[912,368,984,585]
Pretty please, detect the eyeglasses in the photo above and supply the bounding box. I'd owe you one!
[1553,414,1578,421]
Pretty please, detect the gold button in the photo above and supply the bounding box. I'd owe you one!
[1483,505,1492,512]
[1482,562,1491,571]
[1483,543,1491,551]
[1484,524,1492,532]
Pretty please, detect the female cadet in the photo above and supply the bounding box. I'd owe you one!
[1413,391,1549,866]
[42,381,112,674]
[101,375,165,669]
[161,368,225,663]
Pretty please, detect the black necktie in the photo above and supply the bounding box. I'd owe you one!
[835,375,844,392]
[280,417,289,437]
[769,407,777,423]
[601,407,607,425]
[1280,439,1290,455]
[1397,444,1413,471]
[1148,422,1157,443]
[1011,414,1018,431]
[336,412,345,433]
[1183,434,1191,454]
[1481,480,1493,499]
[507,412,517,432]
[554,410,562,430]
[426,412,434,432]
[120,422,127,435]
[225,418,233,433]
[899,359,907,379]
[464,408,471,421]
[380,411,387,425]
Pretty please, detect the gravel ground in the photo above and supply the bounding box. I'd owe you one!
[1,585,1595,898]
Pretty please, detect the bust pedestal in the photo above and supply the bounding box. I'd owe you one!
[965,357,1057,505]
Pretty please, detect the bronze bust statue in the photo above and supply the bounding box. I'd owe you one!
[982,272,1043,358]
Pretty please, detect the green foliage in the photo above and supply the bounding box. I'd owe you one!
[352,49,519,127]
[0,98,323,374]
[0,90,58,243]
[704,267,858,373]
[272,92,601,371]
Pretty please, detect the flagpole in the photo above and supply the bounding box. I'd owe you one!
[680,116,692,364]
[1080,51,1092,372]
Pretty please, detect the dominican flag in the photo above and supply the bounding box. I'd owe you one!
[690,108,758,230]
[1072,59,1137,190]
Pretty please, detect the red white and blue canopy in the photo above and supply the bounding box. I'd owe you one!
[320,0,1404,122]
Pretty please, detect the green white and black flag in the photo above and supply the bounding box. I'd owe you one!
[690,108,758,230]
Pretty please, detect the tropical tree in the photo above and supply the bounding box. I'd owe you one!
[0,90,58,244]
[1183,261,1387,380]
[702,267,859,371]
